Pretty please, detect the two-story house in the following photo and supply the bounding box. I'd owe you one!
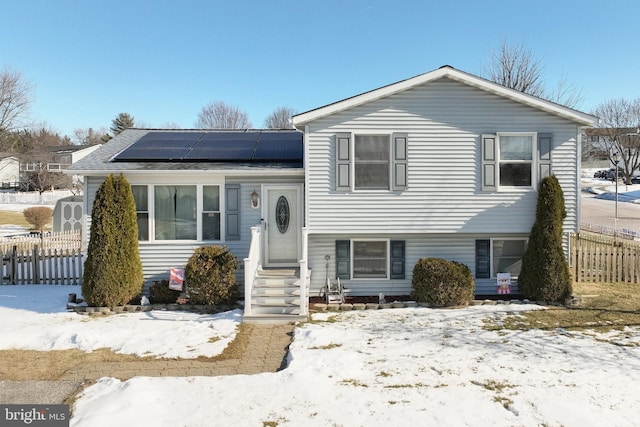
[67,66,597,322]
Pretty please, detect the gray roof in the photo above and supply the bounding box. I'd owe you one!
[67,129,304,175]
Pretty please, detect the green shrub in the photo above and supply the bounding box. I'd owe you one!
[411,258,474,306]
[82,174,143,307]
[149,280,181,304]
[518,175,572,303]
[184,246,238,305]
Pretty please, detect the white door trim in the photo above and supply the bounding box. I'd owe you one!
[262,184,303,268]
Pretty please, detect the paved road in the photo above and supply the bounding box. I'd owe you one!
[581,191,640,232]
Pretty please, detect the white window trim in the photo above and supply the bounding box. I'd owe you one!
[135,182,225,243]
[496,132,537,191]
[490,237,528,279]
[351,238,390,280]
[353,133,392,191]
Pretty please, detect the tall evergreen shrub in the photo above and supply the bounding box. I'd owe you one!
[82,174,143,306]
[518,175,572,302]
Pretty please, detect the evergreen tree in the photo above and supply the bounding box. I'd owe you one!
[518,175,572,302]
[82,174,143,306]
[110,112,135,136]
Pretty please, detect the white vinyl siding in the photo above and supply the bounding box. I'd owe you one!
[306,78,579,236]
[309,233,524,296]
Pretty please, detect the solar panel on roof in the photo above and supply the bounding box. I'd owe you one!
[113,132,204,161]
[253,131,303,161]
[183,132,259,161]
[112,130,303,163]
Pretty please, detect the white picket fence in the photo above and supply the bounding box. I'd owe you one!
[0,230,82,253]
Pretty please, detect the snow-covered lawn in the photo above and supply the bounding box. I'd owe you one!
[2,286,640,426]
[0,286,241,358]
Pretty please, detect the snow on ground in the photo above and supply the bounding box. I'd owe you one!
[582,167,640,204]
[2,286,640,426]
[0,285,241,358]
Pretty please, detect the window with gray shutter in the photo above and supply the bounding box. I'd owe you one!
[481,134,497,192]
[392,134,408,190]
[336,134,351,191]
[336,240,351,279]
[390,240,405,279]
[538,133,552,181]
[225,184,240,240]
[475,239,490,278]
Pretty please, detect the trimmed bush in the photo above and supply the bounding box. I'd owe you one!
[518,175,572,303]
[411,258,474,306]
[23,206,52,233]
[184,246,238,305]
[82,174,143,307]
[149,280,181,304]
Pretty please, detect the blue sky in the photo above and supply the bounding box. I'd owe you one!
[1,0,638,139]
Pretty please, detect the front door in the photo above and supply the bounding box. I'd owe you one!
[264,185,301,267]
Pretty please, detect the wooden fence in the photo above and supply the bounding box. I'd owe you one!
[0,230,83,285]
[570,232,640,283]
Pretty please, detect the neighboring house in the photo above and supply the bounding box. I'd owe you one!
[0,156,20,188]
[67,66,597,321]
[22,144,102,186]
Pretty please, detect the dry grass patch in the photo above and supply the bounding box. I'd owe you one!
[0,323,251,380]
[0,210,32,228]
[485,282,640,334]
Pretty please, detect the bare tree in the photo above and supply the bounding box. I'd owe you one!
[0,68,34,135]
[195,101,252,129]
[592,98,640,184]
[484,40,583,108]
[73,127,109,145]
[264,106,295,129]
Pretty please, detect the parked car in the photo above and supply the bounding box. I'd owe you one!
[593,169,608,178]
[605,168,624,181]
[632,176,640,184]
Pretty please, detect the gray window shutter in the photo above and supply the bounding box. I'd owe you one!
[225,184,241,240]
[336,240,350,279]
[475,239,491,278]
[538,133,552,181]
[392,134,408,190]
[390,240,405,279]
[336,134,351,191]
[481,134,497,192]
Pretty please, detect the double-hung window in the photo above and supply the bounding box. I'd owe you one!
[131,184,221,242]
[481,133,551,191]
[475,238,527,278]
[498,134,533,187]
[336,133,407,191]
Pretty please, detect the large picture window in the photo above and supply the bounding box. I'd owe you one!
[131,184,221,242]
[155,186,197,240]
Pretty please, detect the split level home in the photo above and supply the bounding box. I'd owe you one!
[67,65,597,322]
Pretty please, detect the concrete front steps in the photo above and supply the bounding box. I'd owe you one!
[243,268,310,324]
